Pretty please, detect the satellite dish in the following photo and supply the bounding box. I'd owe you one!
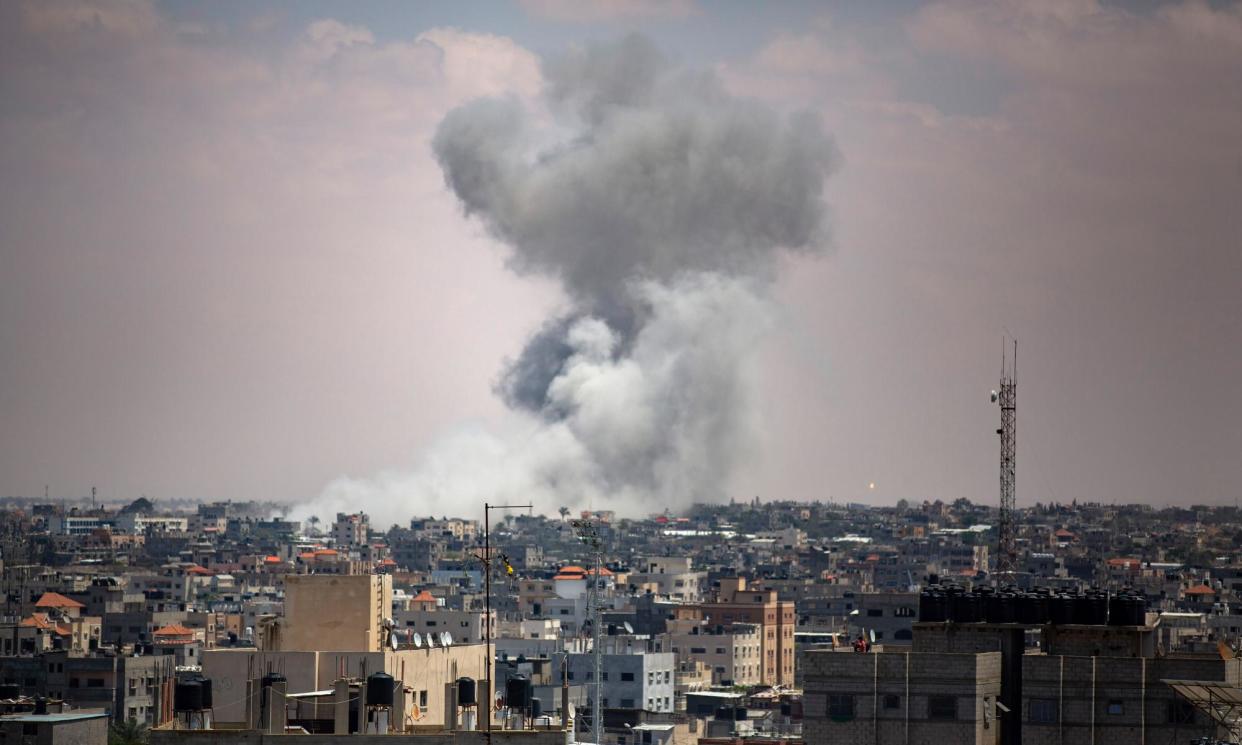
[440,632,452,647]
[411,632,422,649]
[426,633,436,648]
[990,390,999,403]
[869,630,876,644]
[623,622,634,634]
[390,632,399,651]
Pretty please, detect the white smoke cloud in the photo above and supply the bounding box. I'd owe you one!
[305,273,772,526]
[296,35,837,526]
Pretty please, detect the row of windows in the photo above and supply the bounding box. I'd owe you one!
[830,695,956,720]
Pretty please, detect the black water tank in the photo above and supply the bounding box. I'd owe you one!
[261,672,286,689]
[174,680,204,711]
[530,698,543,718]
[1017,593,1049,625]
[734,707,747,721]
[33,697,47,715]
[1050,594,1075,625]
[199,678,213,710]
[951,592,981,623]
[715,705,732,720]
[457,677,477,706]
[986,593,1015,624]
[919,591,946,622]
[0,683,20,699]
[366,672,395,708]
[506,675,531,709]
[1109,593,1146,627]
[1089,592,1110,625]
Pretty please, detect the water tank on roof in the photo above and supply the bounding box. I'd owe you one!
[366,672,395,708]
[1050,594,1075,625]
[0,683,20,700]
[506,675,532,709]
[199,678,213,710]
[530,698,543,719]
[457,678,476,706]
[174,680,204,712]
[260,673,286,689]
[985,593,1014,624]
[919,590,947,622]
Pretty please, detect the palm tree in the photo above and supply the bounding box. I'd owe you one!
[109,719,149,745]
[558,507,570,522]
[307,515,320,536]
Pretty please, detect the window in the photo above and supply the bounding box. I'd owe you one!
[87,678,105,688]
[1106,700,1124,716]
[929,696,956,720]
[601,672,608,681]
[1030,699,1058,724]
[419,690,428,707]
[621,672,635,682]
[716,647,726,654]
[883,695,900,710]
[828,694,855,721]
[867,609,883,617]
[690,647,706,655]
[895,607,915,618]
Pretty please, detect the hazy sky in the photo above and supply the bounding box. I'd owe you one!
[2,0,1239,519]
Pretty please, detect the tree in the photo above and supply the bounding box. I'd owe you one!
[109,719,149,745]
[558,507,570,522]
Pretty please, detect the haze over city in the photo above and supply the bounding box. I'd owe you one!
[2,0,1240,525]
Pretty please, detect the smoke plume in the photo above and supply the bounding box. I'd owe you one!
[303,35,837,525]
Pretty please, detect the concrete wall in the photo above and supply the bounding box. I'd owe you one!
[802,649,1002,745]
[151,731,564,745]
[0,715,109,745]
[1022,655,1239,745]
[281,574,392,653]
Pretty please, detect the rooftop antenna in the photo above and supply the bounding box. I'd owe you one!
[994,338,1018,577]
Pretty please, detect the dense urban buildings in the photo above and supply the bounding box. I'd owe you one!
[5,496,1242,743]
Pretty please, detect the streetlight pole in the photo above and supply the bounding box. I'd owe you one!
[482,502,530,741]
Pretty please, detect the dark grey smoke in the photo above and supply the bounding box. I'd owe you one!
[300,35,839,521]
[433,34,837,413]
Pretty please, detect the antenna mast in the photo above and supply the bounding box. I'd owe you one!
[995,339,1018,576]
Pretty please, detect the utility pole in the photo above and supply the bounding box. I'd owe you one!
[993,339,1018,576]
[481,502,530,742]
[571,517,604,745]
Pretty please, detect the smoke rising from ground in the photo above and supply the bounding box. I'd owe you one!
[303,35,837,525]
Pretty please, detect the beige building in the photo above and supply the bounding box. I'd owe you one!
[662,618,762,687]
[277,574,392,652]
[202,646,489,728]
